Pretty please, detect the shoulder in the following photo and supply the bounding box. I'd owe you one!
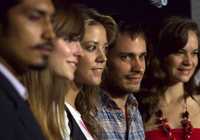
[192,94,200,104]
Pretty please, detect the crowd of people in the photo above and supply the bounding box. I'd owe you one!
[0,0,199,140]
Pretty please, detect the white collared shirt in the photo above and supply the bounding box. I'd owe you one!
[65,102,94,140]
[0,63,28,100]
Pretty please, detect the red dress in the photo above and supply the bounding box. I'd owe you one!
[146,128,200,140]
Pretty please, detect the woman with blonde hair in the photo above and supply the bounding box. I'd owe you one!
[65,7,117,140]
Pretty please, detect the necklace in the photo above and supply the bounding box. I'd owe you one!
[155,100,193,140]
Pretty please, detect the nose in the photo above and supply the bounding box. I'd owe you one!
[130,58,144,72]
[42,21,56,42]
[183,53,193,65]
[96,47,107,63]
[72,41,83,57]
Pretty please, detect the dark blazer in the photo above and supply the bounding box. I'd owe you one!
[0,71,46,140]
[65,106,87,140]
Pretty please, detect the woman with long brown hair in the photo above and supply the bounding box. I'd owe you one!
[138,16,200,140]
[22,3,84,140]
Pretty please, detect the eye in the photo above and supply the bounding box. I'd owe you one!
[28,11,42,21]
[84,44,97,52]
[139,53,147,60]
[174,49,185,56]
[102,45,109,54]
[120,54,132,62]
[192,49,199,56]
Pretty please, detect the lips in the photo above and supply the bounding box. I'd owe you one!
[91,67,104,76]
[177,68,193,75]
[66,60,78,69]
[126,74,143,84]
[34,43,53,55]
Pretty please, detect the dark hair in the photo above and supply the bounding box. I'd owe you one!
[138,16,200,122]
[109,22,152,67]
[0,0,20,28]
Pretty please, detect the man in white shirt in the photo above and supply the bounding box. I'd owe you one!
[0,0,55,139]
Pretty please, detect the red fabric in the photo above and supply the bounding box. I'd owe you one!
[146,128,200,140]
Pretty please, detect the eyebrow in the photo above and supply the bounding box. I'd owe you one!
[83,41,108,46]
[26,7,53,17]
[119,51,147,56]
[179,48,199,52]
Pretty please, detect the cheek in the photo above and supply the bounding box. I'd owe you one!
[112,61,131,74]
[78,52,94,71]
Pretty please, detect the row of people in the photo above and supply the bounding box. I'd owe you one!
[0,0,200,140]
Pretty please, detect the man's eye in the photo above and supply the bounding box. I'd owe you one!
[139,53,147,60]
[28,12,41,21]
[120,55,131,61]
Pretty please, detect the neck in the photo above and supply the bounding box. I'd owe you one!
[163,82,185,104]
[65,81,80,108]
[103,85,129,113]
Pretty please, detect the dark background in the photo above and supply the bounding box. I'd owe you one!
[76,0,191,25]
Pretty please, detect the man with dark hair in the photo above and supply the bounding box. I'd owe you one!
[97,23,148,140]
[0,0,55,139]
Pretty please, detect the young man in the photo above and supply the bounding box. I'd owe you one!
[0,0,55,139]
[98,24,149,140]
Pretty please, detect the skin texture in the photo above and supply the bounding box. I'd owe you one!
[164,31,199,84]
[107,33,147,93]
[75,24,108,85]
[0,0,55,74]
[49,38,82,80]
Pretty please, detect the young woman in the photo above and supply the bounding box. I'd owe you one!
[22,4,84,140]
[65,8,117,140]
[138,16,200,140]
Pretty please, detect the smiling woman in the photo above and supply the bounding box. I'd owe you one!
[137,16,200,140]
[22,3,84,140]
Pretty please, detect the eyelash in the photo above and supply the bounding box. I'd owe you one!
[28,12,41,21]
[85,45,97,52]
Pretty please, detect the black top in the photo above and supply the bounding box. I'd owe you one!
[0,71,46,140]
[65,105,87,140]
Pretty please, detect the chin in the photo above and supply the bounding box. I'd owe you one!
[88,79,101,86]
[125,85,140,93]
[67,75,74,81]
[28,61,47,71]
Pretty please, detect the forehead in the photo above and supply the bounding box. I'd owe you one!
[83,24,107,42]
[184,30,199,51]
[114,33,147,54]
[14,0,54,14]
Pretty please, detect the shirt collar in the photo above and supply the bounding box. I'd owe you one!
[0,63,28,100]
[65,102,81,118]
[101,90,138,109]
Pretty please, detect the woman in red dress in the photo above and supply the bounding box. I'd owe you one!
[137,16,200,140]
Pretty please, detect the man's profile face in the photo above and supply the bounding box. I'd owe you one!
[107,33,147,93]
[1,0,55,71]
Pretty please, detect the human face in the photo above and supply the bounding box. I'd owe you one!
[107,33,147,93]
[49,38,82,81]
[164,31,199,84]
[75,24,108,85]
[0,0,55,73]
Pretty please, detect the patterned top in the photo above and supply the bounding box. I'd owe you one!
[96,90,145,140]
